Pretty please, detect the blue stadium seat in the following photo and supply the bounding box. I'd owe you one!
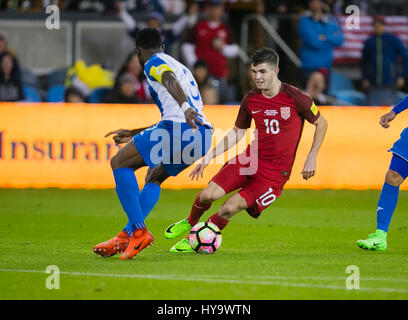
[47,85,65,102]
[333,90,367,106]
[22,85,42,102]
[48,69,67,88]
[21,69,40,90]
[88,87,110,103]
[328,72,355,96]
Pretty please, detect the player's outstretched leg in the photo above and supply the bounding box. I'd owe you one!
[205,192,248,230]
[164,182,225,239]
[120,166,169,259]
[357,160,406,251]
[93,141,156,259]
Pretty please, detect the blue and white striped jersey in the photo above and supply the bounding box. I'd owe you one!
[144,52,212,128]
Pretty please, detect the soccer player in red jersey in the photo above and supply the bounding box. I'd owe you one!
[164,47,328,252]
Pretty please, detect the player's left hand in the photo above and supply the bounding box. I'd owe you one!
[189,157,210,181]
[105,129,133,145]
[302,155,316,180]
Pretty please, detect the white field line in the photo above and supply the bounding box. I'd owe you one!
[1,268,408,294]
[249,275,408,282]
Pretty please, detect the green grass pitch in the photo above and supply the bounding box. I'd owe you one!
[0,188,407,300]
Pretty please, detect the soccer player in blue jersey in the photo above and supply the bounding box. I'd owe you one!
[93,28,213,259]
[357,94,408,251]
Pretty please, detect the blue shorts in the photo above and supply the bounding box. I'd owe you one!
[389,127,408,160]
[389,127,408,179]
[133,120,213,176]
[389,154,408,179]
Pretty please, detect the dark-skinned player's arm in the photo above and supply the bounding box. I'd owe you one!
[189,126,247,181]
[104,126,157,145]
[104,69,201,144]
[379,94,408,128]
[301,114,328,180]
[161,70,203,130]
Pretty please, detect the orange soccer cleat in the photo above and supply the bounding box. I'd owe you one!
[93,230,130,257]
[120,227,154,260]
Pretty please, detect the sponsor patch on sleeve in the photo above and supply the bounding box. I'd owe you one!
[310,102,319,116]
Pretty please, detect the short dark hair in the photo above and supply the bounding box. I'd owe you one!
[193,59,208,70]
[135,28,163,50]
[250,47,279,68]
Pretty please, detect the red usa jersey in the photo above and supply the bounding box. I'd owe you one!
[235,83,320,180]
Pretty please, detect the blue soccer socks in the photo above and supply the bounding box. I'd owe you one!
[113,168,145,234]
[139,183,161,220]
[123,183,161,235]
[376,182,399,233]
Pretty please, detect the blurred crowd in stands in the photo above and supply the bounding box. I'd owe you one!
[1,0,408,106]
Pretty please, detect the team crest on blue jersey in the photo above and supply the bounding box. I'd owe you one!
[280,107,291,120]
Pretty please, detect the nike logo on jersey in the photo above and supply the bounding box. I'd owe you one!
[252,110,262,114]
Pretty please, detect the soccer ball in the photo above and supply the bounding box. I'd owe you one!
[188,221,222,254]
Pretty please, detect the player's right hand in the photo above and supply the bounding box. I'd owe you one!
[379,111,396,128]
[184,108,203,130]
[104,129,133,145]
[189,162,208,181]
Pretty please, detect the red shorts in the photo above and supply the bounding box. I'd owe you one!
[211,158,287,218]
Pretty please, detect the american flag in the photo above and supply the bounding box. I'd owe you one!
[333,15,408,65]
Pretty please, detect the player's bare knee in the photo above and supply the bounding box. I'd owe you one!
[218,205,236,220]
[200,189,218,203]
[219,202,236,217]
[385,169,404,186]
[200,183,225,203]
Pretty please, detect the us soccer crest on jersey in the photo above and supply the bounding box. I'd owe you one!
[280,106,291,120]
